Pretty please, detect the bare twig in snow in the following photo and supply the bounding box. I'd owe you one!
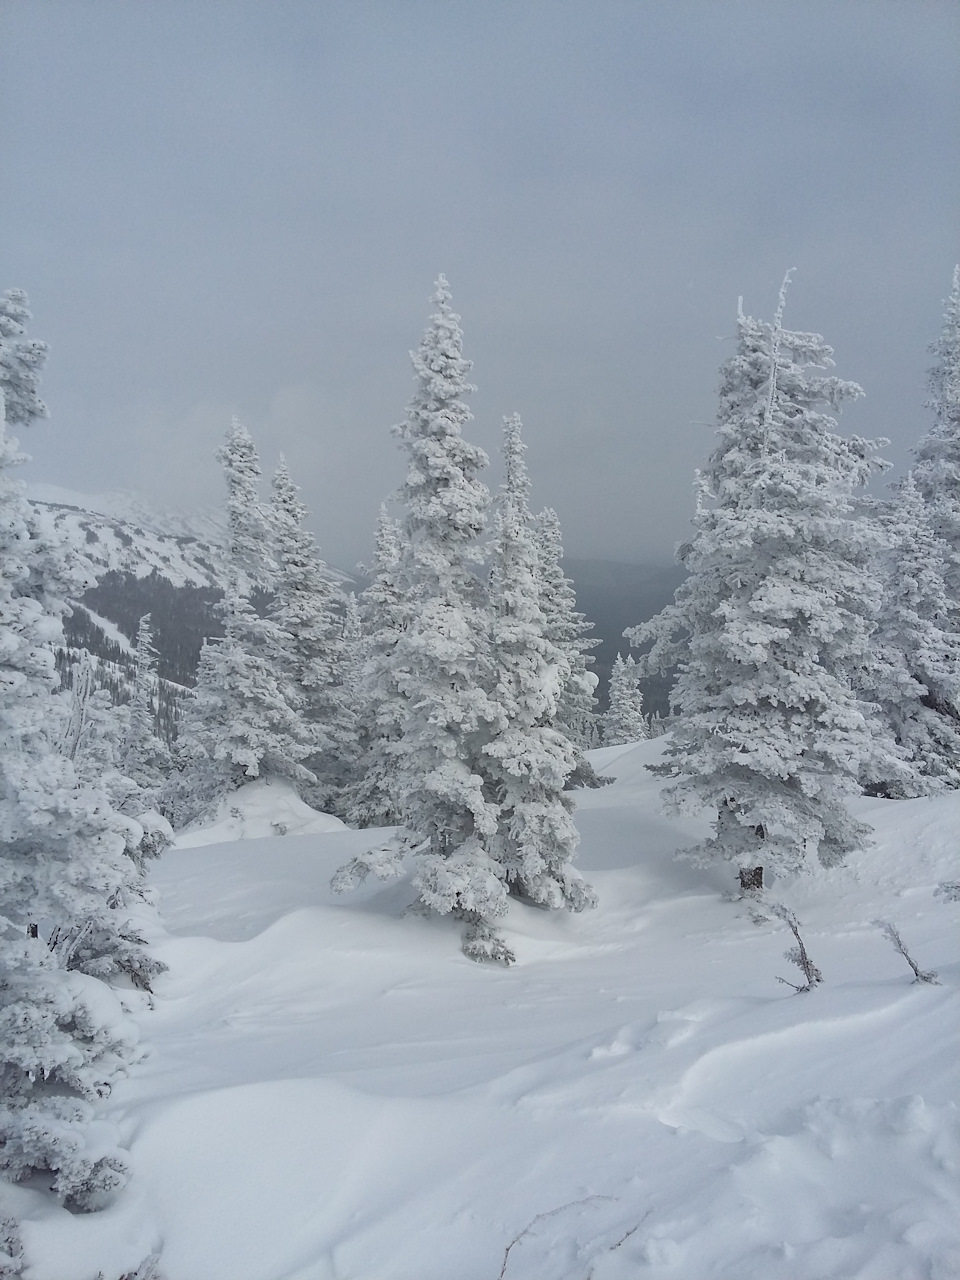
[585,1211,652,1279]
[498,1196,615,1279]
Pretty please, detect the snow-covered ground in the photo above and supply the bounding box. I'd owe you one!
[10,740,960,1279]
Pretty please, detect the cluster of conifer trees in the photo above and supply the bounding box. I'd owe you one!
[2,264,959,1239]
[170,279,605,964]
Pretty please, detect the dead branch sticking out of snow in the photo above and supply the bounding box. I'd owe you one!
[498,1196,615,1279]
[585,1212,652,1279]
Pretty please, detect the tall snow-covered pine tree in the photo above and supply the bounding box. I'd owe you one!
[0,300,145,1210]
[534,507,601,753]
[482,416,595,938]
[175,422,315,823]
[865,475,960,793]
[335,279,507,958]
[342,506,407,828]
[914,265,960,601]
[629,278,895,878]
[268,457,356,810]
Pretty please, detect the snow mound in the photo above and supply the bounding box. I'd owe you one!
[173,777,346,848]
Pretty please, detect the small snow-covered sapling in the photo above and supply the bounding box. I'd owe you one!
[769,903,822,993]
[873,920,939,984]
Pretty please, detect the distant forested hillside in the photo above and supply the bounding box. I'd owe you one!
[36,491,682,724]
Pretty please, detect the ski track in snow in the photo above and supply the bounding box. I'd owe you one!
[8,740,960,1280]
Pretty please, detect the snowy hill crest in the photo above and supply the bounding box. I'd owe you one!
[27,489,227,589]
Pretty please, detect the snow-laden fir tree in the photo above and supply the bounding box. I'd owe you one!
[391,279,506,943]
[334,279,507,957]
[340,589,363,708]
[218,416,275,590]
[534,508,601,751]
[341,507,408,828]
[174,423,315,824]
[268,457,357,811]
[628,278,896,878]
[864,475,960,793]
[601,653,648,745]
[481,416,595,939]
[55,652,168,988]
[0,288,47,428]
[647,710,668,738]
[121,614,173,813]
[0,353,144,1209]
[533,507,607,797]
[913,266,960,600]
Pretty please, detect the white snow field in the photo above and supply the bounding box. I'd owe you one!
[10,740,960,1279]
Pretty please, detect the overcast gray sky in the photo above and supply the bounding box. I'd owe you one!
[2,1,958,568]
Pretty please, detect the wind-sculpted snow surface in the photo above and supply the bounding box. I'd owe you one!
[6,741,958,1279]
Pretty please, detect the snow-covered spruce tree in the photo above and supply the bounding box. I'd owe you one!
[914,265,960,600]
[482,416,595,931]
[647,710,668,738]
[601,653,648,745]
[121,614,173,816]
[534,507,604,784]
[0,288,48,428]
[268,457,357,811]
[341,507,407,828]
[335,279,508,960]
[174,423,316,824]
[628,280,896,879]
[391,279,507,954]
[60,642,173,873]
[55,653,167,992]
[864,475,960,793]
[0,383,142,1210]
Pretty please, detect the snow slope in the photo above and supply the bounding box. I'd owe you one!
[7,739,959,1279]
[27,495,225,589]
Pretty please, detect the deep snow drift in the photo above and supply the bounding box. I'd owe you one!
[6,740,959,1279]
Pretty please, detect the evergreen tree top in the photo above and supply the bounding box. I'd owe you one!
[394,278,490,567]
[0,287,48,428]
[216,418,270,590]
[501,413,531,511]
[703,281,881,522]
